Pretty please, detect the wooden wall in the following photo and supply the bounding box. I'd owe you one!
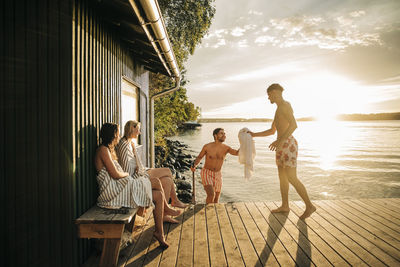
[3,0,150,266]
[72,0,149,264]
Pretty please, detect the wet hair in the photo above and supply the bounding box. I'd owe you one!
[267,83,284,93]
[213,128,223,139]
[124,120,141,138]
[100,123,119,148]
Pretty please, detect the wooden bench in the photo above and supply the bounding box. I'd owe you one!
[75,206,138,267]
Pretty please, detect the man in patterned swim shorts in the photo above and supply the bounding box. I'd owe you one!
[249,83,316,220]
[191,128,239,204]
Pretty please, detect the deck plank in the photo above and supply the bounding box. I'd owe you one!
[315,201,400,266]
[349,200,400,232]
[255,202,314,266]
[359,199,400,225]
[124,217,156,267]
[158,211,185,267]
[340,200,400,237]
[332,200,400,246]
[206,204,227,266]
[265,202,331,266]
[246,202,296,267]
[235,202,279,266]
[270,201,346,266]
[214,203,245,267]
[193,204,209,266]
[319,200,400,261]
[225,203,263,267]
[369,198,400,213]
[289,203,362,266]
[176,206,194,267]
[294,201,384,266]
[84,199,400,267]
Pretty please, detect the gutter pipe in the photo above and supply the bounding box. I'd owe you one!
[129,0,181,167]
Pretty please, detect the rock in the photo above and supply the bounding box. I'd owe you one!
[177,190,192,203]
[175,179,192,190]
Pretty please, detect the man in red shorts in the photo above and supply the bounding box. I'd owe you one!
[191,128,239,204]
[249,83,316,219]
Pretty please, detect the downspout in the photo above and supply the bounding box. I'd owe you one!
[150,76,181,167]
[129,0,181,167]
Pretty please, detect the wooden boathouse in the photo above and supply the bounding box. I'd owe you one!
[2,0,180,266]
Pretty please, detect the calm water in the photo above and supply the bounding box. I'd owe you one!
[173,121,400,203]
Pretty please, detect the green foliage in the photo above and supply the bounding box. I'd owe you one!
[151,0,215,144]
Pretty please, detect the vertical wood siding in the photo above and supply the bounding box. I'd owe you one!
[72,0,149,264]
[4,0,74,266]
[3,0,150,266]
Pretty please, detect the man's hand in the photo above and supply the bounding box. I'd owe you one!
[269,139,282,151]
[190,165,196,173]
[247,130,254,137]
[134,166,139,174]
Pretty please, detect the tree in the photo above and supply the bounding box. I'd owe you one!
[151,0,216,143]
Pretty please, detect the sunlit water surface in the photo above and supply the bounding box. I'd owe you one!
[172,121,400,203]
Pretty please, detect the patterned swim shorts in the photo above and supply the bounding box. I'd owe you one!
[276,136,298,168]
[201,168,222,193]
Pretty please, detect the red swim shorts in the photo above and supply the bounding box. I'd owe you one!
[276,136,298,168]
[201,168,222,193]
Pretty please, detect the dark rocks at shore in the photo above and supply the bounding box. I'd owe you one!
[155,139,195,203]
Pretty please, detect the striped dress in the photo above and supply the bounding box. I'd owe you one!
[96,160,153,209]
[116,137,148,178]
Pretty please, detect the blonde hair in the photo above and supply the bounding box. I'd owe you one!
[124,120,141,138]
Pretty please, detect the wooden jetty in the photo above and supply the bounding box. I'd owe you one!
[84,198,400,266]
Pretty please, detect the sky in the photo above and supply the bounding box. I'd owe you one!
[185,0,400,119]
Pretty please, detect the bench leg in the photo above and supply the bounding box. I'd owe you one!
[99,238,122,267]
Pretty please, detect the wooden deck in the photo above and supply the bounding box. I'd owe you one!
[84,199,400,266]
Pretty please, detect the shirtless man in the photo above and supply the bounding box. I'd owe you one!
[190,128,239,204]
[249,83,316,219]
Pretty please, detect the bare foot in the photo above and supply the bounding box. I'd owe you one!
[163,216,179,224]
[171,200,188,208]
[271,206,290,213]
[153,232,169,249]
[164,207,182,217]
[299,205,316,220]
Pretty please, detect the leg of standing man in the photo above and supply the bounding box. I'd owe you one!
[285,168,316,219]
[272,167,290,213]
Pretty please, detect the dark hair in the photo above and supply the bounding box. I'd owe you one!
[267,83,284,93]
[100,123,119,147]
[213,128,223,139]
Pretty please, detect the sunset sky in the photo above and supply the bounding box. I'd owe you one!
[185,0,400,119]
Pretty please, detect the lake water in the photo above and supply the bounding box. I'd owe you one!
[172,120,400,203]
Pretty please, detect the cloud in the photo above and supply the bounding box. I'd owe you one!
[231,27,246,37]
[263,13,382,50]
[248,10,263,16]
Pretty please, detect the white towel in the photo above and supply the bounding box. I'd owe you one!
[238,127,256,180]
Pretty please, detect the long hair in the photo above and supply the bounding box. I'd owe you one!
[100,123,119,159]
[124,120,141,139]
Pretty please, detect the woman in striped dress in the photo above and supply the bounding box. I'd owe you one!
[116,120,187,223]
[95,123,179,248]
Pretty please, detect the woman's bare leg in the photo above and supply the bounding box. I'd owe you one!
[148,168,188,208]
[149,176,182,220]
[152,189,169,248]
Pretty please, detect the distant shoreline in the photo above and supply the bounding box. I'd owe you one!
[198,112,400,123]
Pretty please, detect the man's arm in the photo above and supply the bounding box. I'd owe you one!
[227,146,239,156]
[191,145,207,172]
[249,121,276,137]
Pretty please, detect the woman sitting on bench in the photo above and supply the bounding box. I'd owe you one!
[116,120,187,223]
[95,123,178,248]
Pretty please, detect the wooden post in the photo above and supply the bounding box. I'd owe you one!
[192,170,196,204]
